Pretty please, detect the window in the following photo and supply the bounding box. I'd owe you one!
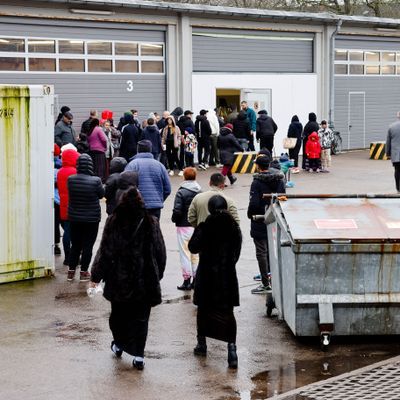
[366,65,380,75]
[335,50,347,61]
[28,39,55,53]
[141,43,163,56]
[0,57,25,71]
[335,64,348,75]
[59,40,84,54]
[382,52,396,62]
[29,58,56,71]
[87,41,111,55]
[115,60,138,73]
[0,38,25,52]
[0,36,164,74]
[365,51,380,62]
[349,51,363,61]
[115,42,138,56]
[349,65,364,75]
[59,59,85,72]
[88,60,112,72]
[382,65,395,75]
[141,60,163,73]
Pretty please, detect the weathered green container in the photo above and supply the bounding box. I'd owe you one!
[0,85,54,283]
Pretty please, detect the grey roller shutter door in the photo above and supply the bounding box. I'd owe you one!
[193,28,314,73]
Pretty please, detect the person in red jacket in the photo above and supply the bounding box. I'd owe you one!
[305,131,322,172]
[57,148,80,265]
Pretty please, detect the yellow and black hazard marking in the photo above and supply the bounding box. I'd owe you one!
[231,152,258,174]
[369,142,388,160]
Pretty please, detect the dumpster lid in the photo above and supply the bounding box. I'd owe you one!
[279,198,400,241]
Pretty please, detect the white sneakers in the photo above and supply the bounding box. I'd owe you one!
[169,170,174,176]
[178,170,184,177]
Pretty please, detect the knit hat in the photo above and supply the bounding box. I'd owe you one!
[60,143,77,153]
[137,139,152,153]
[186,127,194,134]
[224,123,233,131]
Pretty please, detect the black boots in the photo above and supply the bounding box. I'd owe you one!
[177,279,191,291]
[228,175,237,185]
[193,336,207,356]
[227,343,238,369]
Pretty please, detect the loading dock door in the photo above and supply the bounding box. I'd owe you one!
[348,92,366,149]
[241,89,272,115]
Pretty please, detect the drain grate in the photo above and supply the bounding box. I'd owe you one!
[299,361,400,399]
[274,356,400,400]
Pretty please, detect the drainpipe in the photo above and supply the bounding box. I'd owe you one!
[329,19,342,129]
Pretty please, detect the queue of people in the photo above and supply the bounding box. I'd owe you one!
[53,103,336,372]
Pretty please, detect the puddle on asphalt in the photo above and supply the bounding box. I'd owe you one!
[162,294,192,304]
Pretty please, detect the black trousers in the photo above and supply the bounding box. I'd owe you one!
[179,143,185,170]
[301,138,308,169]
[209,134,220,165]
[110,302,151,358]
[394,162,400,192]
[197,137,210,165]
[166,142,180,170]
[69,221,99,271]
[253,238,270,287]
[288,142,301,168]
[248,135,255,151]
[260,136,274,154]
[54,202,61,244]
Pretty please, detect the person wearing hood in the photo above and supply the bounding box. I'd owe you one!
[217,123,243,185]
[195,110,212,170]
[305,132,322,172]
[177,110,196,170]
[90,186,166,371]
[207,109,222,167]
[287,115,303,172]
[57,148,80,265]
[104,157,128,215]
[143,117,162,160]
[67,154,105,281]
[115,170,139,205]
[247,153,285,294]
[302,113,319,169]
[232,110,251,151]
[256,110,278,153]
[119,113,141,162]
[189,195,242,369]
[170,106,183,123]
[172,167,202,291]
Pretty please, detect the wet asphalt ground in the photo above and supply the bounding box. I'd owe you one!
[1,150,400,400]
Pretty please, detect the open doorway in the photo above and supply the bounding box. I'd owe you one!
[216,88,240,120]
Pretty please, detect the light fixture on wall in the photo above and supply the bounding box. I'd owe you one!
[69,9,115,15]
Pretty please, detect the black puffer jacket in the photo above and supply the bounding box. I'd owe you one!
[287,116,303,147]
[303,113,319,140]
[217,127,243,166]
[67,154,105,223]
[104,157,128,215]
[247,170,286,240]
[189,212,242,308]
[232,111,251,140]
[91,188,166,306]
[172,180,202,227]
[256,112,278,140]
[195,115,212,139]
[177,115,195,137]
[119,115,141,162]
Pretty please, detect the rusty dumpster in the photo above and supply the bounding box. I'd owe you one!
[265,195,400,350]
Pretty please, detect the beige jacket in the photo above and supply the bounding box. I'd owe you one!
[187,187,240,227]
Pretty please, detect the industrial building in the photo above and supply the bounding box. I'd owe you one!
[1,0,400,150]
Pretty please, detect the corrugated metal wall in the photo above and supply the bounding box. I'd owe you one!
[0,18,166,125]
[192,28,314,73]
[335,36,400,149]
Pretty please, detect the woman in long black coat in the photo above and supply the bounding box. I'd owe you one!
[287,115,303,171]
[90,187,166,370]
[189,195,242,369]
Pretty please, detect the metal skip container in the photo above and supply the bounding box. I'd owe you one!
[0,85,54,283]
[265,195,400,349]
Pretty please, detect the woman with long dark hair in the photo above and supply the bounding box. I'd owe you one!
[189,195,242,369]
[87,118,108,182]
[90,187,166,370]
[161,116,182,176]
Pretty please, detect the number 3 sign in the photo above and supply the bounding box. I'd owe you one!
[126,80,133,92]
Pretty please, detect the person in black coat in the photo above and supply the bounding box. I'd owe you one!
[287,115,303,170]
[119,114,141,162]
[189,195,242,369]
[302,112,319,169]
[232,110,251,151]
[195,110,212,169]
[172,167,202,290]
[67,154,105,281]
[256,110,278,153]
[142,118,162,160]
[247,154,285,294]
[177,111,195,170]
[90,187,166,370]
[104,157,128,215]
[217,123,243,185]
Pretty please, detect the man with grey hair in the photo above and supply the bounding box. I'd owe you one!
[386,111,400,192]
[81,110,98,134]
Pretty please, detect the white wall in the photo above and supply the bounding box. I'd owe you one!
[192,73,318,156]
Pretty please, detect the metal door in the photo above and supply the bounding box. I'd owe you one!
[241,89,272,115]
[347,92,366,149]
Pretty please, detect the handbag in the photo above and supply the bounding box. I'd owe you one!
[283,137,297,149]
